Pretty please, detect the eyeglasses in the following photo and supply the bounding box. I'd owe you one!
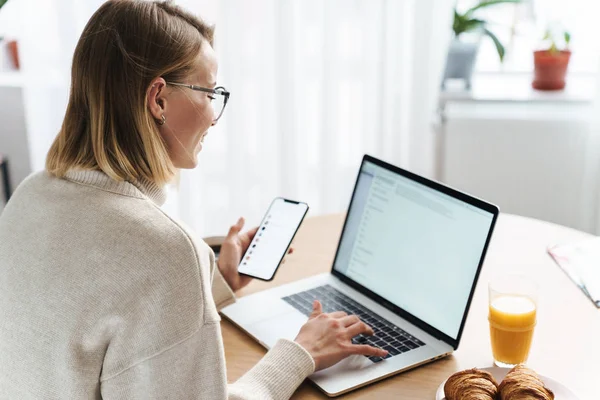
[166,82,230,122]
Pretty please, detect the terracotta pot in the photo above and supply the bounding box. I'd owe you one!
[6,40,19,70]
[532,50,571,91]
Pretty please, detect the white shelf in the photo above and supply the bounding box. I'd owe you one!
[0,70,23,87]
[441,73,597,104]
[0,69,66,88]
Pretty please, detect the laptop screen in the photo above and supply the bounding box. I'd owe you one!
[333,159,495,341]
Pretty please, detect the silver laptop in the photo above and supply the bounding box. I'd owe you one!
[221,154,499,397]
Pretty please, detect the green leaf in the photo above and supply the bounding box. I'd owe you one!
[542,29,552,41]
[0,0,9,11]
[453,10,464,36]
[564,31,571,45]
[466,0,522,16]
[462,18,486,33]
[454,13,486,36]
[484,28,506,62]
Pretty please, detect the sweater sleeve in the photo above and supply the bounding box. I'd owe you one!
[100,329,314,400]
[204,243,315,397]
[212,265,237,311]
[228,339,315,400]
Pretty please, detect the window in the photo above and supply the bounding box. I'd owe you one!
[456,0,600,74]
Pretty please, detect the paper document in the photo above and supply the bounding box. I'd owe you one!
[548,238,600,308]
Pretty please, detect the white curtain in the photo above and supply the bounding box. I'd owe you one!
[16,0,105,173]
[16,0,453,236]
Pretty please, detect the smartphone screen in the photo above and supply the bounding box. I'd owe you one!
[238,197,309,281]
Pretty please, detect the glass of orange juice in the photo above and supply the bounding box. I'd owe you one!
[488,275,538,367]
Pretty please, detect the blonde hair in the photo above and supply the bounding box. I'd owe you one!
[46,0,214,186]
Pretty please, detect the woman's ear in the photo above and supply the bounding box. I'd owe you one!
[146,77,168,121]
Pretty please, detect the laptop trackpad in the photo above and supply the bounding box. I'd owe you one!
[248,311,373,371]
[248,311,307,348]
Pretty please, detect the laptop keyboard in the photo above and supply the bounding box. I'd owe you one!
[282,284,426,363]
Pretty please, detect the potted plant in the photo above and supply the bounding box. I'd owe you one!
[532,26,571,91]
[442,0,522,89]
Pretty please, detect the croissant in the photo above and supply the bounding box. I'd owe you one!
[498,364,554,400]
[444,368,499,400]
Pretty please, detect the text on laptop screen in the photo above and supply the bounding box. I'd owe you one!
[333,161,494,340]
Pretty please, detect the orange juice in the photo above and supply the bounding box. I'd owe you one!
[489,295,536,366]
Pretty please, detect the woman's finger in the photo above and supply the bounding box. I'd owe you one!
[339,315,361,328]
[309,300,323,319]
[227,217,245,237]
[328,311,348,319]
[246,226,259,238]
[345,321,374,338]
[345,344,388,358]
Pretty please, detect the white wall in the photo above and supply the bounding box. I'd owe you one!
[443,101,598,234]
[0,86,30,201]
[0,0,28,209]
[0,0,70,208]
[0,0,21,39]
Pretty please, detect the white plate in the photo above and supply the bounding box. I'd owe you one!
[435,366,580,400]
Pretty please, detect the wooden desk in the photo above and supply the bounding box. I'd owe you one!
[221,213,599,399]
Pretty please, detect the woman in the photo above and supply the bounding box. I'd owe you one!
[0,1,386,399]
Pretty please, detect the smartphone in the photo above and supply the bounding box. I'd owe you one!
[238,197,309,281]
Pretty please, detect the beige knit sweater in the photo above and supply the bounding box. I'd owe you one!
[0,170,314,399]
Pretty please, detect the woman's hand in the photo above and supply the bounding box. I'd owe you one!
[217,217,293,292]
[294,300,388,371]
[217,217,256,292]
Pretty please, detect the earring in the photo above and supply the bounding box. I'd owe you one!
[158,115,166,125]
